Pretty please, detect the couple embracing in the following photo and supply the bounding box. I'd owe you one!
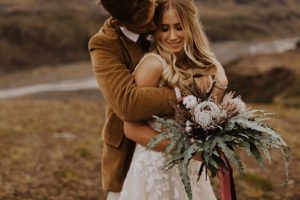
[89,0,228,199]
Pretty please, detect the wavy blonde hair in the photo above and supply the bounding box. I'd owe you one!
[154,0,222,87]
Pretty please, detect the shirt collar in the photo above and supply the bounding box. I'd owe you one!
[120,27,140,43]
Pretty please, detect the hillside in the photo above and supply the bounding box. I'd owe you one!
[1,0,300,72]
[197,1,300,41]
[0,0,105,72]
[226,47,300,106]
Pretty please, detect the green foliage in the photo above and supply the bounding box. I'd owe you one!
[147,107,290,200]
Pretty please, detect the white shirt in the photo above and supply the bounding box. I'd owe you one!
[120,27,140,42]
[120,27,155,44]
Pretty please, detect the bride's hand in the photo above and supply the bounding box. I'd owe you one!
[210,70,228,104]
[210,83,227,104]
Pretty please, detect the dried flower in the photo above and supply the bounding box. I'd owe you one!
[186,120,193,127]
[185,126,192,133]
[220,93,247,118]
[183,95,198,109]
[230,96,246,111]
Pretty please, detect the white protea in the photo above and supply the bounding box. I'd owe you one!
[193,101,221,130]
[185,126,192,133]
[186,120,193,127]
[185,120,193,133]
[183,95,198,109]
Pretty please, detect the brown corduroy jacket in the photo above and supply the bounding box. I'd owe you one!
[88,18,177,192]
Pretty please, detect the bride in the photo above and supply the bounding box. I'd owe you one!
[119,0,227,199]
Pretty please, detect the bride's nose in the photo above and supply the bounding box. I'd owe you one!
[168,28,178,41]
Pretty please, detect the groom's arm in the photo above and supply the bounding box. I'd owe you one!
[89,34,176,121]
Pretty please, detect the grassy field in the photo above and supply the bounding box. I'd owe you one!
[0,96,106,200]
[0,94,299,199]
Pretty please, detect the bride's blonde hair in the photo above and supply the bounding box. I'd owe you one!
[154,0,222,87]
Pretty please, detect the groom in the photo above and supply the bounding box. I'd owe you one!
[88,0,177,198]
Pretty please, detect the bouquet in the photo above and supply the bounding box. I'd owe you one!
[146,78,290,200]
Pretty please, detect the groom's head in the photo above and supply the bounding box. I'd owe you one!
[99,0,158,34]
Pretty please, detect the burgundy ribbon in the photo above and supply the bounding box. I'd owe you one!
[218,153,237,200]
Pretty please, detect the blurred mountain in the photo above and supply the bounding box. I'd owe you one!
[198,0,299,5]
[227,47,300,106]
[0,0,105,72]
[1,0,300,72]
[197,0,300,41]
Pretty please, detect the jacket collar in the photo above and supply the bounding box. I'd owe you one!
[99,17,144,71]
[120,27,140,42]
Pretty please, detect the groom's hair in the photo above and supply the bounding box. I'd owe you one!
[99,0,151,25]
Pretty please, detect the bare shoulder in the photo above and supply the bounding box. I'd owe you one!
[135,54,164,76]
[134,54,164,87]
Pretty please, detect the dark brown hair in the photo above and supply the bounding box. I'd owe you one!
[99,0,151,25]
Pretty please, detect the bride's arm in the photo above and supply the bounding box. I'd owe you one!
[124,122,169,152]
[124,55,170,152]
[210,62,228,103]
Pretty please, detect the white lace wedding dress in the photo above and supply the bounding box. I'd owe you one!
[118,53,217,200]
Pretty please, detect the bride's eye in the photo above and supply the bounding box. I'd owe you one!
[161,25,169,32]
[175,24,182,31]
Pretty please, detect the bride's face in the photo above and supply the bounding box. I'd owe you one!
[159,8,185,55]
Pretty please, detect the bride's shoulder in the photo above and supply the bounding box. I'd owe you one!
[134,51,164,75]
[142,50,164,63]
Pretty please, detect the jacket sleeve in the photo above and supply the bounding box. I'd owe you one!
[88,35,177,122]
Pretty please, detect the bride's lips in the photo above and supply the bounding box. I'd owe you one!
[167,42,182,48]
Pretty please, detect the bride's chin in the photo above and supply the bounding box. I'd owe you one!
[174,49,185,57]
